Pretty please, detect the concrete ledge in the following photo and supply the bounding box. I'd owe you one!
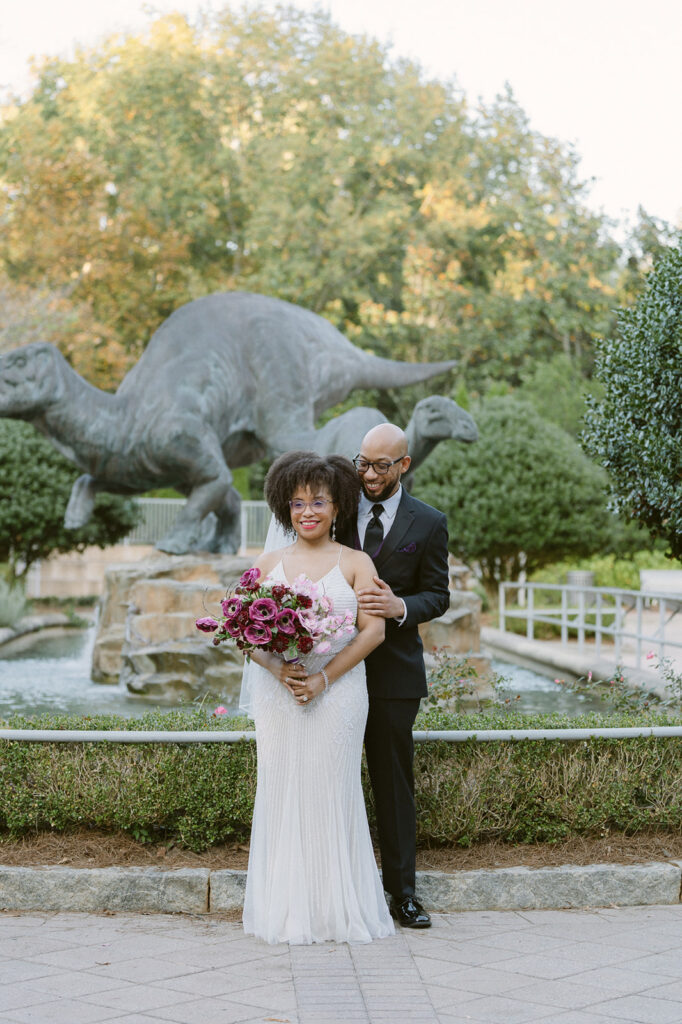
[1,863,679,914]
[0,866,210,913]
[417,863,682,911]
[210,868,247,911]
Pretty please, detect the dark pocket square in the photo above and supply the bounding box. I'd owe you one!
[398,542,417,554]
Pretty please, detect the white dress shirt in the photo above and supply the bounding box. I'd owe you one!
[358,486,407,625]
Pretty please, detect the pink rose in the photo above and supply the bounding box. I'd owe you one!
[213,706,228,715]
[297,608,319,632]
[196,617,219,632]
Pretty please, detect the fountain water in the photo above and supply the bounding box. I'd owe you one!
[0,624,605,720]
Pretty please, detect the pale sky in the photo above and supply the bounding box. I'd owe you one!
[1,0,681,232]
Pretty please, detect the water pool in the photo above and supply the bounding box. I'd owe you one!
[0,627,606,720]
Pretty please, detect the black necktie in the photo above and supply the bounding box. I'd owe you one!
[363,503,385,555]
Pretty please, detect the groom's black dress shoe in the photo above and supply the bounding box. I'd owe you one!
[390,896,431,929]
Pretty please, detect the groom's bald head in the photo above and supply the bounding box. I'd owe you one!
[362,423,408,457]
[357,422,411,502]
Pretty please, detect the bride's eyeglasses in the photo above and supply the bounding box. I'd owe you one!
[288,499,331,513]
[352,457,403,475]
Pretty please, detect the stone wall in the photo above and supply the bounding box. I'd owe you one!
[93,553,251,709]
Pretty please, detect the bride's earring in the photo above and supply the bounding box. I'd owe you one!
[331,518,337,541]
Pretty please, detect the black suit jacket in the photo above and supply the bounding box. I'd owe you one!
[340,489,450,699]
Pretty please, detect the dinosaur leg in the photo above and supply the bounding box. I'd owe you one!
[155,437,234,555]
[211,484,243,554]
[64,474,98,529]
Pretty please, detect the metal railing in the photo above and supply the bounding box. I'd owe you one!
[4,726,682,743]
[123,498,270,551]
[499,581,682,669]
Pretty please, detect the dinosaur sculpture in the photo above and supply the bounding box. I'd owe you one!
[0,292,456,554]
[308,395,478,477]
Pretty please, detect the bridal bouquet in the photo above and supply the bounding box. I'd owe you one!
[196,567,355,661]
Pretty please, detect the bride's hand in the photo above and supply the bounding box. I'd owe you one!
[289,672,326,705]
[273,660,307,692]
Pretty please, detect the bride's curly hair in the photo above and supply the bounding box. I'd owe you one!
[265,451,360,533]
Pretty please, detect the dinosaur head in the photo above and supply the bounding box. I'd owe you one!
[0,343,65,419]
[411,395,479,444]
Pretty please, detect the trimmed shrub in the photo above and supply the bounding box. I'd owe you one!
[583,244,682,557]
[413,396,612,594]
[3,707,682,850]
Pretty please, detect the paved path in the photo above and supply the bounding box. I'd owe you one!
[3,905,682,1023]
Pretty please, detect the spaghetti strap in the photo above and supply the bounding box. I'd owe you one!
[336,543,343,567]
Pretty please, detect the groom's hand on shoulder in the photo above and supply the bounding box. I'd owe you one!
[357,577,405,620]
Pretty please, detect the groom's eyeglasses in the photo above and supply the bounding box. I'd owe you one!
[288,499,331,513]
[353,457,403,475]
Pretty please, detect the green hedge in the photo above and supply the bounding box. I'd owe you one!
[3,707,682,851]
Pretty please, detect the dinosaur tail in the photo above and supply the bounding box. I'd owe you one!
[354,354,457,390]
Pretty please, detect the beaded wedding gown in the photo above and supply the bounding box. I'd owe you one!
[242,558,394,945]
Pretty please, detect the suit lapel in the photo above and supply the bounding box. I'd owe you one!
[373,490,415,572]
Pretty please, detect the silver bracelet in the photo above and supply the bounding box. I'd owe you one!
[321,668,330,691]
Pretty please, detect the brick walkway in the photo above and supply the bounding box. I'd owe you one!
[3,905,682,1022]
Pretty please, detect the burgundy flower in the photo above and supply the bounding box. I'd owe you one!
[297,594,313,609]
[225,619,242,638]
[249,598,278,624]
[196,616,219,632]
[276,608,297,635]
[270,583,289,602]
[271,633,290,653]
[221,595,242,619]
[238,567,261,591]
[235,608,251,627]
[297,635,314,654]
[244,623,272,646]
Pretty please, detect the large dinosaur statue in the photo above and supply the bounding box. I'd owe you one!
[0,292,456,553]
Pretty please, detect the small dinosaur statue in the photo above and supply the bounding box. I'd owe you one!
[0,291,456,553]
[308,395,478,475]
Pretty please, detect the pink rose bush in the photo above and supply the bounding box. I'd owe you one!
[195,566,354,660]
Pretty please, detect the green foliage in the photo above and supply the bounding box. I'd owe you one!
[0,420,139,579]
[517,354,603,437]
[4,706,682,849]
[583,245,682,557]
[532,550,682,591]
[413,396,612,592]
[0,577,29,626]
[0,8,624,397]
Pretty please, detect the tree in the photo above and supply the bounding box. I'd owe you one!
[0,420,139,581]
[350,89,621,403]
[582,245,682,558]
[0,271,130,388]
[516,354,603,437]
[413,396,612,594]
[0,8,621,398]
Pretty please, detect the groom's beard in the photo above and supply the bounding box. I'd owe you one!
[360,477,400,504]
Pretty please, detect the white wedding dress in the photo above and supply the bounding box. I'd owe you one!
[242,557,394,945]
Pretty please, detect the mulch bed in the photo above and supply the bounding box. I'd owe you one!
[2,830,682,872]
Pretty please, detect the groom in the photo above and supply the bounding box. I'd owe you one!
[340,422,450,928]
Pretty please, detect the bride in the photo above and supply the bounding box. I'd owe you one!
[241,450,394,945]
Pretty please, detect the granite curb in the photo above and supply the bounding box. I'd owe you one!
[1,861,680,915]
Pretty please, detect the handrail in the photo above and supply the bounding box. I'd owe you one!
[498,580,682,667]
[2,727,682,743]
